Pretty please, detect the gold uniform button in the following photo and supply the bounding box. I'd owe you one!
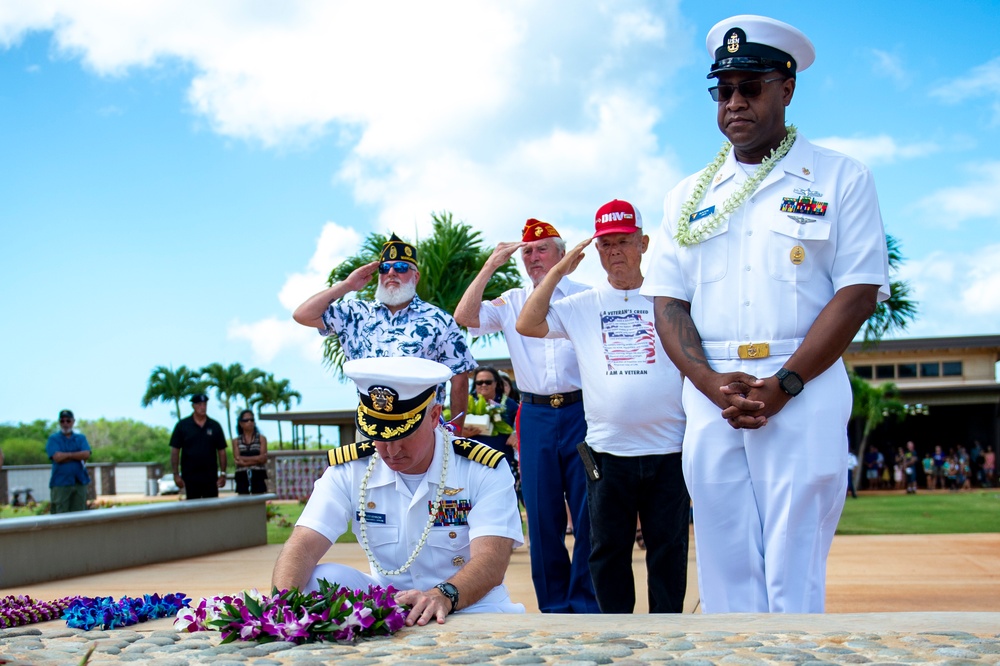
[448,531,457,539]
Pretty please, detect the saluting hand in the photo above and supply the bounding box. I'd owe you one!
[344,260,380,292]
[485,241,526,271]
[553,237,592,277]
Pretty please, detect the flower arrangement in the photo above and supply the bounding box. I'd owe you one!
[0,595,77,628]
[64,593,191,630]
[174,581,408,644]
[466,394,513,436]
[675,125,797,247]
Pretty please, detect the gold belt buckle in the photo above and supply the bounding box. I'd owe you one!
[737,342,770,359]
[549,393,565,408]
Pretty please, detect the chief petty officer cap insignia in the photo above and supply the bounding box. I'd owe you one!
[379,233,418,267]
[344,357,452,442]
[451,437,506,469]
[705,15,815,79]
[328,440,376,466]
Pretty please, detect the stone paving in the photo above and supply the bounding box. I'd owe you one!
[3,614,999,665]
[3,532,999,664]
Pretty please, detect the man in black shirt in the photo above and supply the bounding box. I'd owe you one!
[169,394,228,499]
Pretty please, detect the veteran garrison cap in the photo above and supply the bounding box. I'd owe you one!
[706,15,815,79]
[521,219,561,243]
[379,233,418,267]
[345,357,451,442]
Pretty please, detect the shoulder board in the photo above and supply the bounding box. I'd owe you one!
[451,437,506,469]
[328,441,377,466]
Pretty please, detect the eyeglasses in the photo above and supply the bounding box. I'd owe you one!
[475,379,495,386]
[59,418,74,423]
[240,418,254,423]
[708,77,785,102]
[378,261,412,274]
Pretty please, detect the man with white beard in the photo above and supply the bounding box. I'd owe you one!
[294,234,476,432]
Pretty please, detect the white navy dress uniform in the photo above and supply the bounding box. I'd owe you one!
[641,15,890,613]
[295,357,525,614]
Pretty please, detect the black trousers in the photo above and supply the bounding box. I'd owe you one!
[587,450,689,613]
[183,475,219,500]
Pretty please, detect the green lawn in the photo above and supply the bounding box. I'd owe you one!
[266,502,355,545]
[836,490,1000,535]
[7,491,998,541]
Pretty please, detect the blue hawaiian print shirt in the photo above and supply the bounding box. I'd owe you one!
[320,295,476,400]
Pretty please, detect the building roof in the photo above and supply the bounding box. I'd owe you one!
[847,335,1000,355]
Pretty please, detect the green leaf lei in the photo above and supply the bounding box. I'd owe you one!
[675,125,797,248]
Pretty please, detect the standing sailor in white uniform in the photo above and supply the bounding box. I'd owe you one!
[642,15,890,613]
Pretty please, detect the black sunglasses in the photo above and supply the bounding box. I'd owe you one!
[475,379,495,386]
[378,261,412,274]
[708,77,785,102]
[240,418,254,423]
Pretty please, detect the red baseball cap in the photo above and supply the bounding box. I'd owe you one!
[521,219,562,242]
[593,199,642,237]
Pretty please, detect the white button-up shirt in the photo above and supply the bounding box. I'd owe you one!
[297,430,523,610]
[469,278,590,394]
[642,134,889,344]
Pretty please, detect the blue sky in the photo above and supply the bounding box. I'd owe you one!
[3,1,999,440]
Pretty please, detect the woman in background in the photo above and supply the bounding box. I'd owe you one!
[233,409,268,495]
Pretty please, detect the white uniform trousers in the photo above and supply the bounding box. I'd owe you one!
[682,357,849,613]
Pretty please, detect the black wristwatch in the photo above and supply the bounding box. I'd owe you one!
[435,582,459,613]
[775,368,804,397]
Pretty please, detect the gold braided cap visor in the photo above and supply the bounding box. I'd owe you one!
[355,387,437,441]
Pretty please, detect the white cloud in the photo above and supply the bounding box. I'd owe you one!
[812,134,938,166]
[229,221,361,361]
[897,243,1000,336]
[0,0,686,243]
[930,56,1000,124]
[931,56,1000,102]
[869,49,908,86]
[227,316,319,364]
[913,161,1000,228]
[2,0,689,345]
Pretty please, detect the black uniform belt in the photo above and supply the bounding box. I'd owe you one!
[521,390,583,408]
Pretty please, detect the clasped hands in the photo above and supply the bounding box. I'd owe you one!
[713,371,791,430]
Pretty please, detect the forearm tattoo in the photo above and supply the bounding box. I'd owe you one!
[654,299,711,371]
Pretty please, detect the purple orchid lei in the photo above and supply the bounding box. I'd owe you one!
[0,595,77,628]
[174,580,408,644]
[63,593,191,631]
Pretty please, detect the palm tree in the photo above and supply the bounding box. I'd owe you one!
[233,367,267,411]
[862,234,918,344]
[321,211,523,377]
[252,374,303,449]
[849,372,907,490]
[140,365,205,420]
[200,362,253,440]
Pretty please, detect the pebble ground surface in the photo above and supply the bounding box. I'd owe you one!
[3,617,999,666]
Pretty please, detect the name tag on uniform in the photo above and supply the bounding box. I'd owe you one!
[356,510,386,524]
[690,206,715,222]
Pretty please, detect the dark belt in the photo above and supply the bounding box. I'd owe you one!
[521,390,583,408]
